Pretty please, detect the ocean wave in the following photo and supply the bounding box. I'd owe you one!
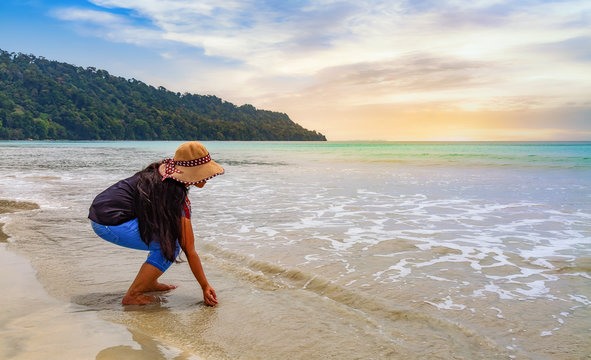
[217,159,288,167]
[0,199,40,243]
[0,199,40,214]
[201,242,510,358]
[23,175,62,181]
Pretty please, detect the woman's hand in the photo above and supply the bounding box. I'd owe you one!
[203,285,218,306]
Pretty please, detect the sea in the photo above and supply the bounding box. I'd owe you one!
[0,141,589,359]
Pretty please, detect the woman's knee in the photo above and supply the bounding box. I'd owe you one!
[145,241,180,272]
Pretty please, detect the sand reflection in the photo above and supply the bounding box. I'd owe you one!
[96,328,200,360]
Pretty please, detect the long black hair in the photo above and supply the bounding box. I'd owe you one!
[134,162,188,262]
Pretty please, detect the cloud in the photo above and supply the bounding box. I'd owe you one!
[52,7,125,25]
[48,0,591,140]
[51,7,164,46]
[51,1,591,73]
[303,54,490,102]
[529,36,591,61]
[51,1,366,71]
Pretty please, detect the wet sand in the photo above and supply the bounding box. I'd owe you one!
[0,223,8,242]
[1,141,590,359]
[0,201,202,360]
[0,200,38,243]
[0,243,204,360]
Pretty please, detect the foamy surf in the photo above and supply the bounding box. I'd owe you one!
[0,201,201,360]
[1,141,590,359]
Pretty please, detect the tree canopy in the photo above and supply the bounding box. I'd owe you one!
[0,49,326,141]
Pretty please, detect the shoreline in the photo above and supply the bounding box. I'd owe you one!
[0,242,124,359]
[0,223,8,242]
[1,140,589,359]
[0,201,202,360]
[0,241,203,360]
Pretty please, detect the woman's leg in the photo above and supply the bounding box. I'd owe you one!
[91,220,179,304]
[122,262,175,305]
[122,247,180,305]
[142,242,180,290]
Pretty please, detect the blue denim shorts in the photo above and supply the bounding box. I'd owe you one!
[90,218,180,272]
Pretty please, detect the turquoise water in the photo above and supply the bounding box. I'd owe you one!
[3,140,589,166]
[0,141,590,359]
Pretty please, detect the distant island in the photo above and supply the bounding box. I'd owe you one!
[0,49,326,141]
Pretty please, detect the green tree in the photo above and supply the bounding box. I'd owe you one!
[0,48,326,141]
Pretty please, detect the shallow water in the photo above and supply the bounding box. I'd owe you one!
[0,141,590,359]
[0,202,201,360]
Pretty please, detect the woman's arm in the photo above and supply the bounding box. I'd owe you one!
[180,216,217,306]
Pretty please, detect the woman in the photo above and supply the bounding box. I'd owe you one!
[88,141,224,306]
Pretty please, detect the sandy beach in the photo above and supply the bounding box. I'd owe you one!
[0,141,589,359]
[0,201,202,360]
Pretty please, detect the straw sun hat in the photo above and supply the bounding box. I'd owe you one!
[158,141,224,185]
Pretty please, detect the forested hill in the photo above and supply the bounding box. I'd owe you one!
[0,50,326,141]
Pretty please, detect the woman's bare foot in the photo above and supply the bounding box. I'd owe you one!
[122,292,158,305]
[122,263,175,305]
[146,282,178,292]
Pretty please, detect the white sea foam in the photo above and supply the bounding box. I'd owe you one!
[473,283,516,300]
[2,141,590,359]
[425,296,467,310]
[490,307,504,318]
[515,280,550,298]
[567,294,591,306]
[373,259,412,281]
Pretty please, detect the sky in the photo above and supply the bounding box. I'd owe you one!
[1,0,590,140]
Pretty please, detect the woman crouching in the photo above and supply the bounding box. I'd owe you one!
[88,141,223,306]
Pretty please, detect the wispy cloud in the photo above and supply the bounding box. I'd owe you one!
[48,0,591,139]
[529,36,591,61]
[51,7,164,46]
[51,1,591,71]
